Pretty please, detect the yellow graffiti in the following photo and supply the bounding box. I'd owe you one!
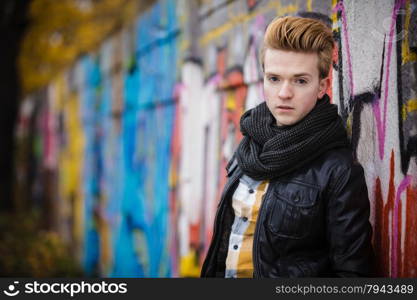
[307,0,313,12]
[200,1,299,46]
[180,39,190,52]
[19,0,156,94]
[402,99,417,121]
[346,112,353,139]
[55,74,85,262]
[97,195,113,276]
[275,2,299,16]
[226,91,237,111]
[133,229,150,276]
[179,250,201,277]
[331,0,339,33]
[402,0,417,64]
[169,163,179,188]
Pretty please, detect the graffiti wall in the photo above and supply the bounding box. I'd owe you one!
[332,0,417,277]
[15,0,417,277]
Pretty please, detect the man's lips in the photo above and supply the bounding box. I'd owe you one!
[276,105,294,110]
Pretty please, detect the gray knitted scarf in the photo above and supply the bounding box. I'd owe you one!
[235,94,349,180]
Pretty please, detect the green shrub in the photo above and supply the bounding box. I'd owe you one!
[0,212,84,277]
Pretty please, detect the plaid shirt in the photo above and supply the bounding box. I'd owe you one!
[225,174,269,278]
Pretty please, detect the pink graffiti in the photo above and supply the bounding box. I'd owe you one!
[173,83,185,99]
[372,97,385,160]
[392,175,411,277]
[374,0,407,277]
[254,15,265,31]
[208,74,222,86]
[334,0,405,161]
[375,0,405,160]
[248,15,265,82]
[334,0,409,277]
[247,40,259,83]
[333,1,355,96]
[43,98,57,169]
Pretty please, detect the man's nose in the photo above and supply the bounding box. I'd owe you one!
[278,81,293,99]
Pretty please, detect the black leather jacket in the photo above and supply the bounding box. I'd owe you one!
[201,147,374,277]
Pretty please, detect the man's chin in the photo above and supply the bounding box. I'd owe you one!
[276,118,297,126]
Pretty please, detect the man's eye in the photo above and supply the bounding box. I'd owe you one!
[269,76,279,82]
[296,78,308,84]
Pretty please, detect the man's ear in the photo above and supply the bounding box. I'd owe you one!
[318,77,330,99]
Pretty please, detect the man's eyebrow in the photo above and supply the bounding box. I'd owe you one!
[293,73,312,77]
[264,72,312,77]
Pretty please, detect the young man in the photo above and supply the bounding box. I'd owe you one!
[201,16,374,278]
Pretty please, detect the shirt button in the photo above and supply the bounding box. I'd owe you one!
[233,245,238,250]
[248,189,254,194]
[242,217,248,222]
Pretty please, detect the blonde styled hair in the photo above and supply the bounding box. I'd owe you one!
[260,16,334,79]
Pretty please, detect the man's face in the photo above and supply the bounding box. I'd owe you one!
[263,48,328,126]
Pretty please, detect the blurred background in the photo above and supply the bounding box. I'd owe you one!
[0,0,416,278]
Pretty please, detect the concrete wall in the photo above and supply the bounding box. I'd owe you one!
[15,0,417,277]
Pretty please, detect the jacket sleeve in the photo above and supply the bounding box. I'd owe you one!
[326,161,375,277]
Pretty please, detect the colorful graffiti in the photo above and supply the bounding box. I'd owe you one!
[332,0,417,277]
[15,0,417,277]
